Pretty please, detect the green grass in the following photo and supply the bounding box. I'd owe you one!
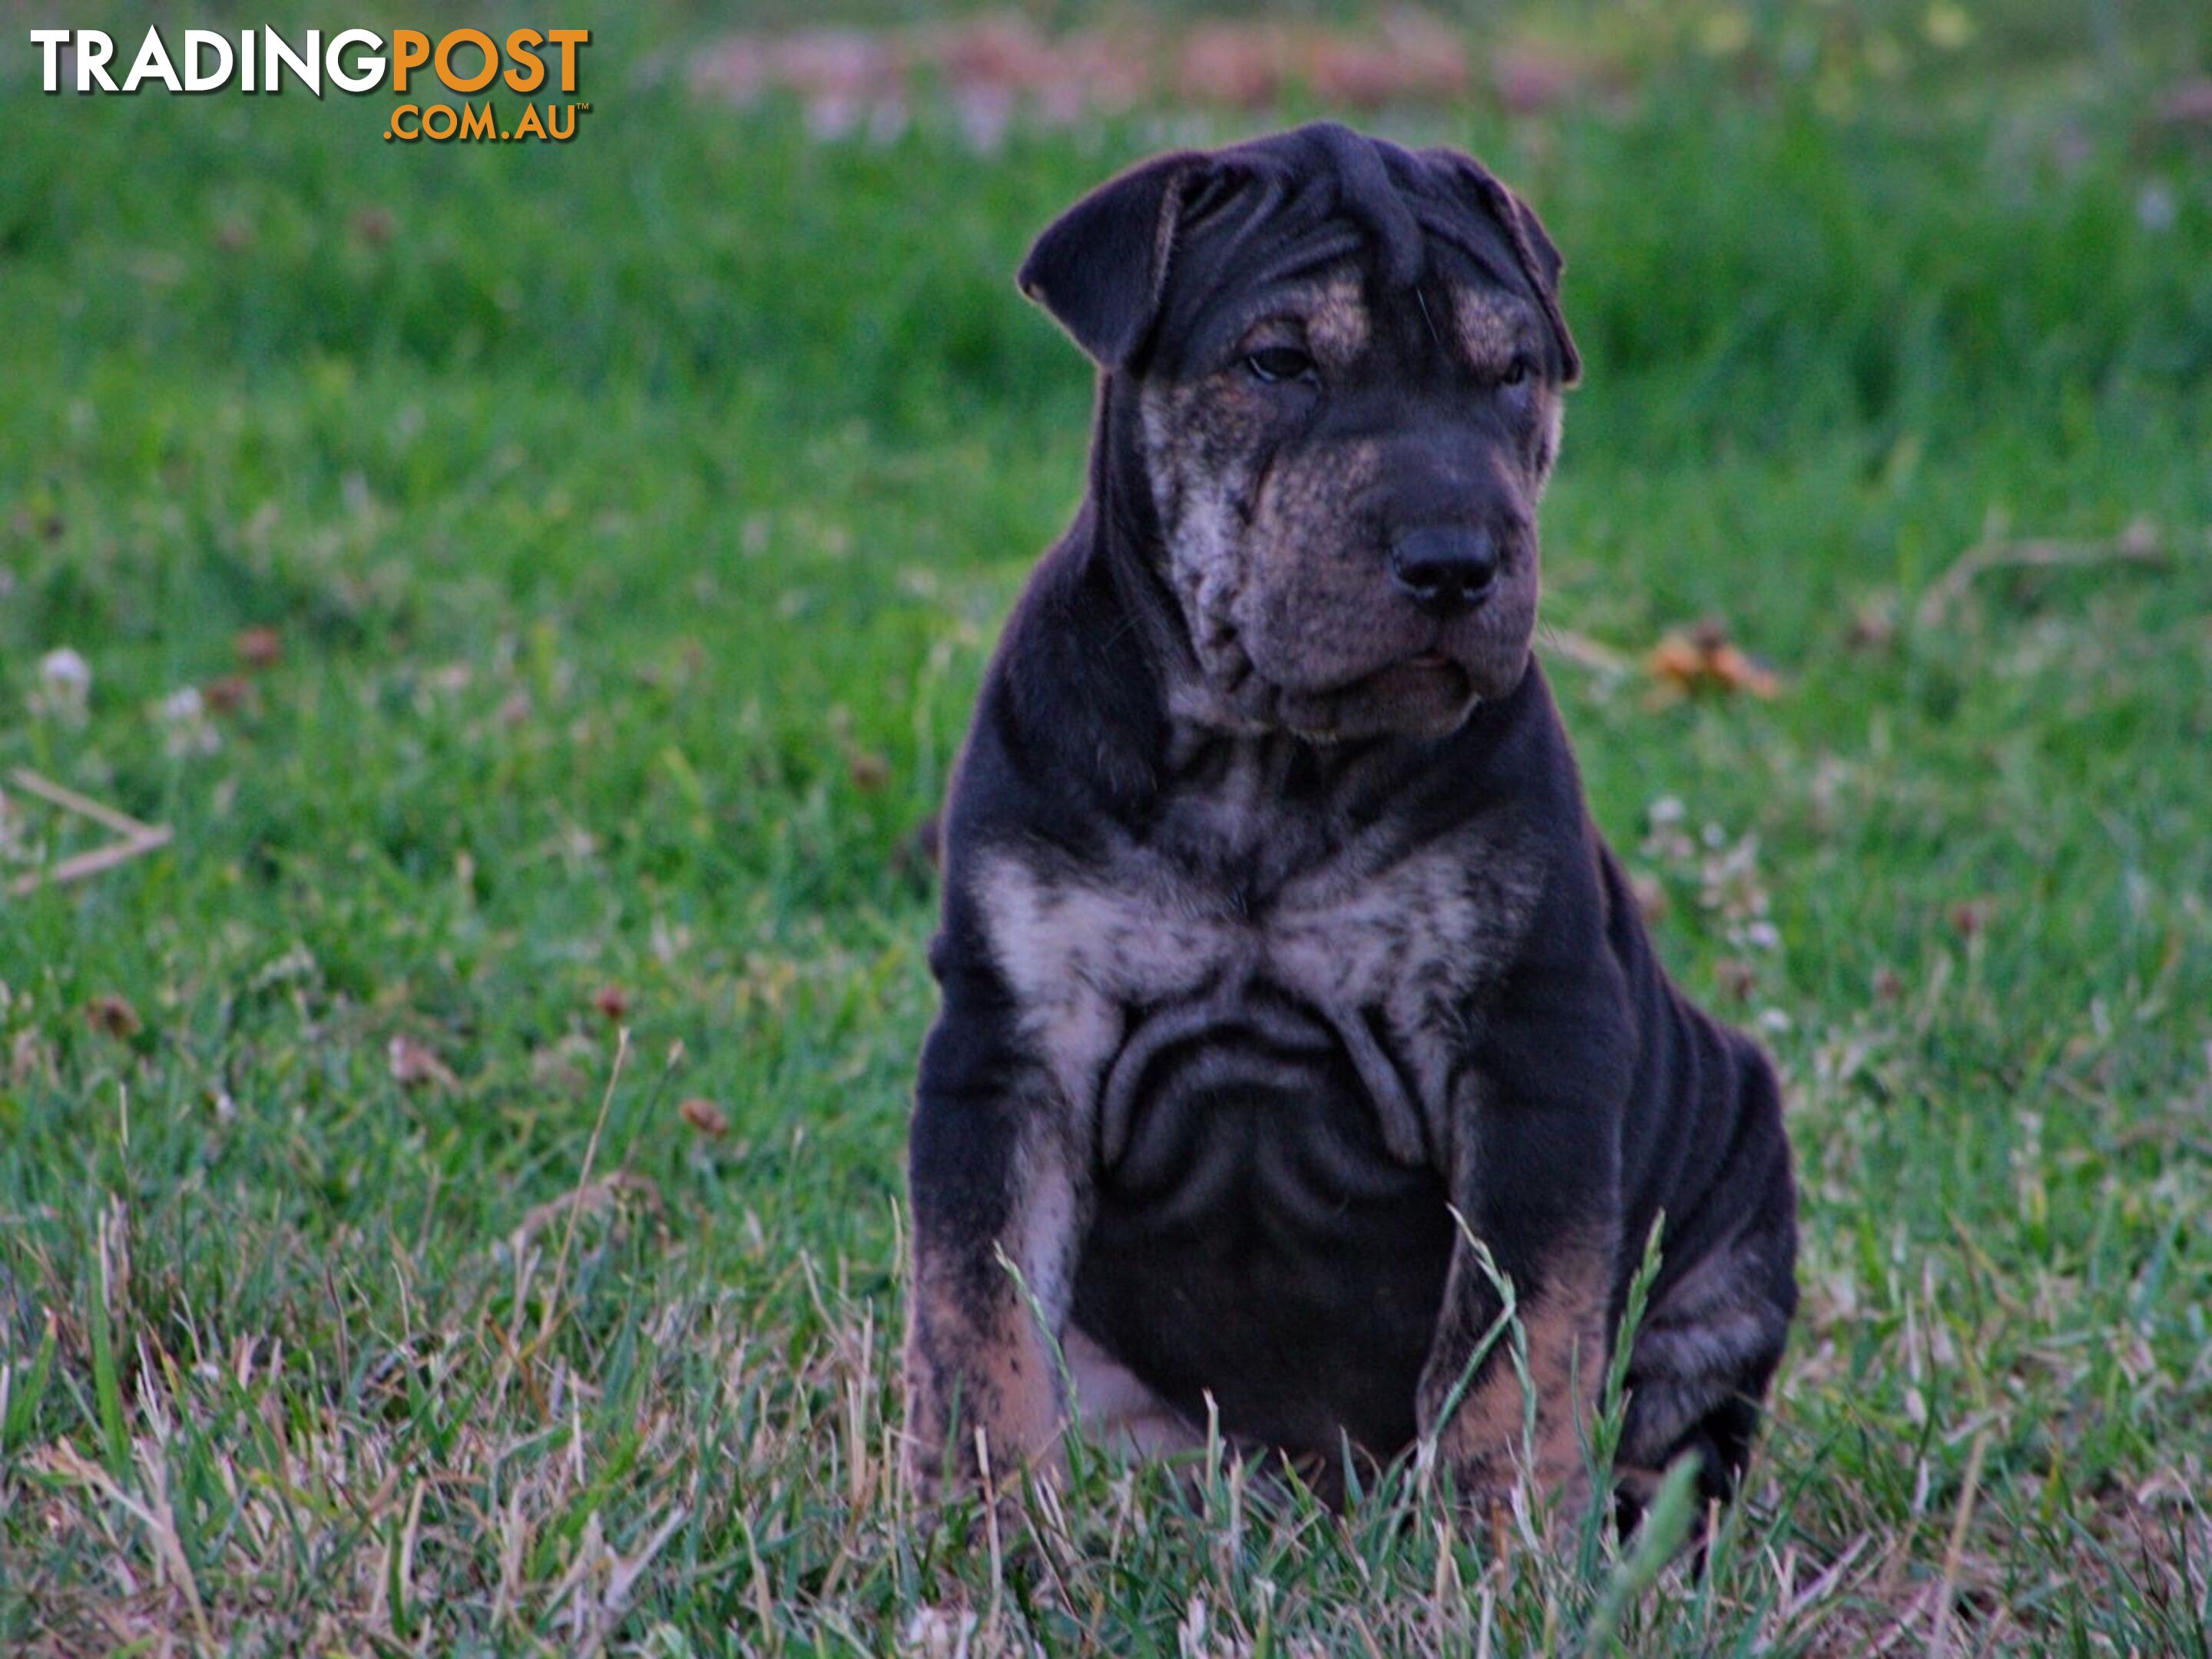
[4,11,2211,1652]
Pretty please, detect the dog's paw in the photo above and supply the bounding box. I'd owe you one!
[1441,1457,1594,1553]
[905,1432,1069,1541]
[908,1470,1068,1571]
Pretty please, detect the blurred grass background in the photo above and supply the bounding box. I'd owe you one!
[2,2,2210,1651]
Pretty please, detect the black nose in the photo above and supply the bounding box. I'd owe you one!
[1390,526,1499,614]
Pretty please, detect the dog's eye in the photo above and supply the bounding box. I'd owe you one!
[1245,346,1316,385]
[1498,357,1530,388]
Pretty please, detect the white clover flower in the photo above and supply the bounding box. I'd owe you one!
[30,647,92,724]
[154,685,220,757]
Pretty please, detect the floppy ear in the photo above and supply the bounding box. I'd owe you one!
[1018,151,1204,369]
[1491,177,1581,385]
[1429,153,1582,386]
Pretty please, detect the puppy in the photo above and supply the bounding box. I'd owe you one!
[903,123,1797,1520]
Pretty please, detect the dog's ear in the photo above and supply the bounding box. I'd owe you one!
[1428,152,1582,386]
[1018,151,1205,370]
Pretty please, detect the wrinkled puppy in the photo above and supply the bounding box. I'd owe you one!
[904,123,1797,1522]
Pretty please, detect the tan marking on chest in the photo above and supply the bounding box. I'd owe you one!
[975,832,1535,1161]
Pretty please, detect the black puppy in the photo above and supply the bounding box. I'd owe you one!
[904,124,1796,1520]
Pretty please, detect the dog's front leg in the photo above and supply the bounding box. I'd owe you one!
[903,974,1088,1498]
[1416,1084,1621,1525]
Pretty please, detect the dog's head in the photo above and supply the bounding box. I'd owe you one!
[1022,123,1579,743]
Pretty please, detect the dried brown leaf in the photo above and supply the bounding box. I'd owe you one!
[84,994,142,1040]
[388,1034,459,1091]
[234,627,283,671]
[679,1098,730,1138]
[1646,620,1781,698]
[201,674,257,717]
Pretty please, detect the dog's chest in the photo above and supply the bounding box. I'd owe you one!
[974,758,1539,1167]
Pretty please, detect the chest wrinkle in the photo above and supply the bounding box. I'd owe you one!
[974,747,1538,1166]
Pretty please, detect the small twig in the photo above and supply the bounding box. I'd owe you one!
[1926,1429,1990,1659]
[7,767,161,839]
[509,1170,661,1253]
[5,767,173,897]
[1866,1584,1939,1659]
[1915,523,2173,629]
[1539,626,1631,677]
[535,1028,631,1353]
[7,830,174,897]
[1779,1533,1876,1624]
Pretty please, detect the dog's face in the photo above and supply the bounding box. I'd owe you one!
[1020,124,1580,743]
[1136,257,1565,743]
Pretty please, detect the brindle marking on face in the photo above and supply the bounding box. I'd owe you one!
[1447,283,1528,375]
[1137,378,1273,707]
[1449,282,1567,480]
[1300,275,1371,366]
[1136,260,1558,743]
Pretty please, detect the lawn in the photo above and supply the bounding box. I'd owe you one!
[2,7,2210,1652]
